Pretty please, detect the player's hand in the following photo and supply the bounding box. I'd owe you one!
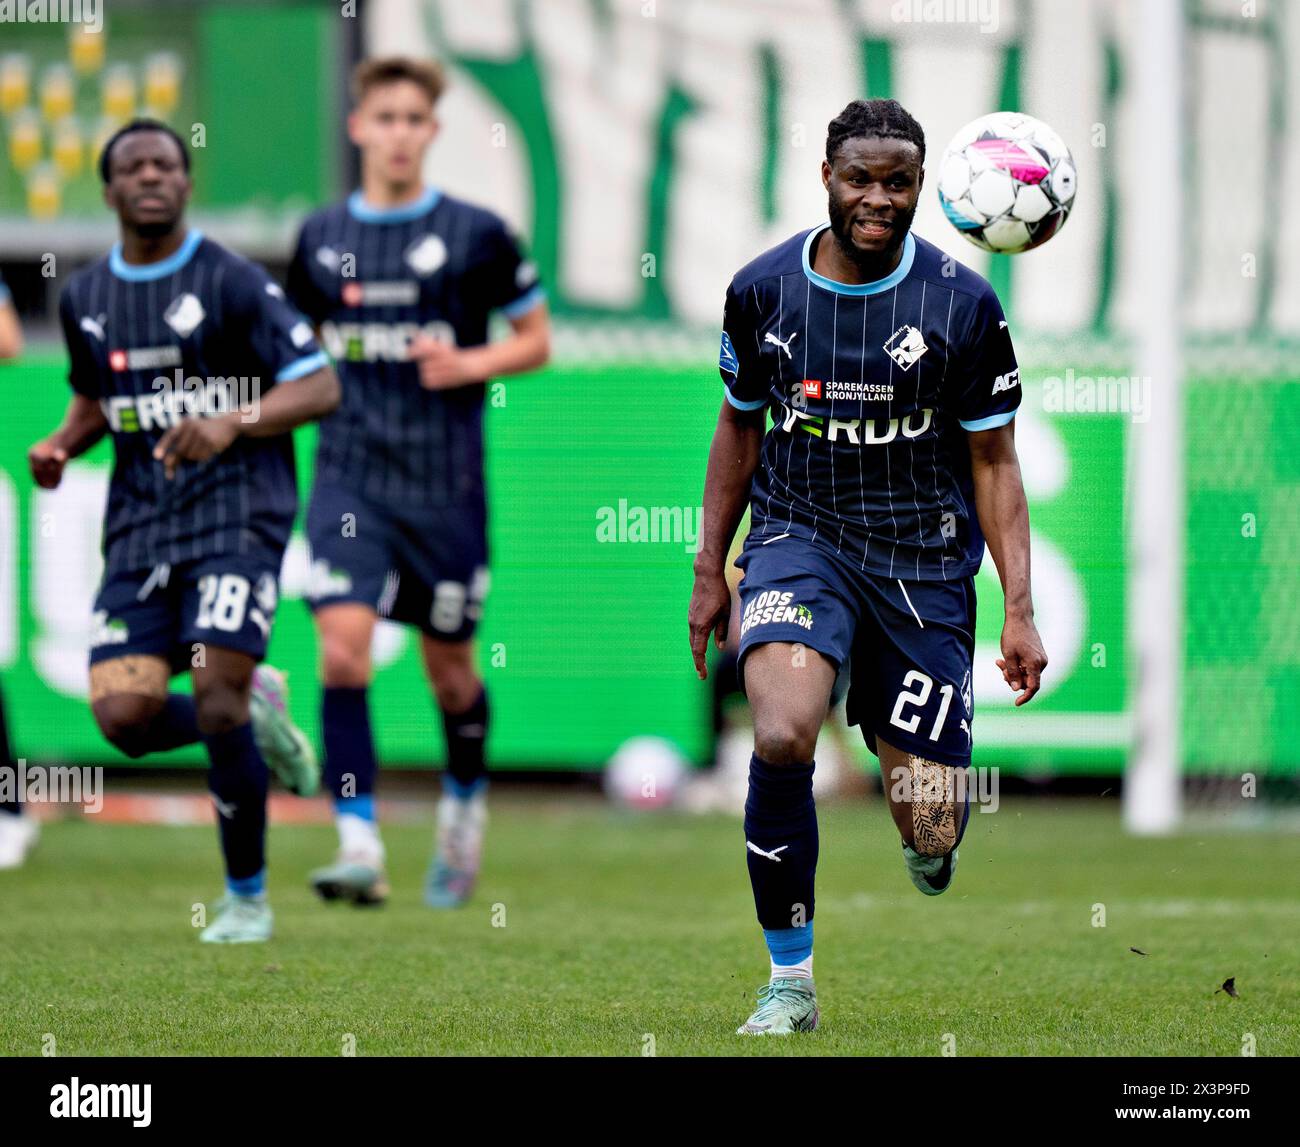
[28,438,69,489]
[997,612,1047,706]
[409,335,475,390]
[688,570,732,680]
[153,415,241,479]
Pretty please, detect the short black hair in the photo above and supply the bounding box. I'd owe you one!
[98,119,190,184]
[825,99,925,168]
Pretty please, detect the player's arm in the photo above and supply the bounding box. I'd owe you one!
[689,282,770,680]
[28,395,108,489]
[967,420,1047,705]
[154,363,339,479]
[29,290,109,487]
[689,399,765,680]
[409,299,550,390]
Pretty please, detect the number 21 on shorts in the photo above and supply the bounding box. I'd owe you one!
[889,670,954,742]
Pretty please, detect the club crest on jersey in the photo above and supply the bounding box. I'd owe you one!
[718,331,739,376]
[404,233,448,277]
[164,293,205,337]
[884,324,928,369]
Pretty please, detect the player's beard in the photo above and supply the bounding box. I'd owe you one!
[827,192,915,273]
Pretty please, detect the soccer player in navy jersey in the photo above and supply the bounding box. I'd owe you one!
[689,99,1048,1034]
[27,120,340,942]
[286,59,550,909]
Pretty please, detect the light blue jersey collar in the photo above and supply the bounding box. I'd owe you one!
[109,229,204,282]
[801,223,915,296]
[347,186,441,223]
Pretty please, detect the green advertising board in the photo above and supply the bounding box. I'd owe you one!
[4,354,1132,773]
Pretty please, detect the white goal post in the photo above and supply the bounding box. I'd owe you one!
[1124,0,1185,835]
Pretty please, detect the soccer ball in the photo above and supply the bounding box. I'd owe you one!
[936,112,1076,254]
[603,736,687,810]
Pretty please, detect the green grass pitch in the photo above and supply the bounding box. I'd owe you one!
[1,797,1296,1056]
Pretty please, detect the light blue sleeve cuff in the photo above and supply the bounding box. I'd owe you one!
[723,385,767,412]
[960,408,1017,432]
[0,283,10,306]
[275,350,329,382]
[501,286,546,319]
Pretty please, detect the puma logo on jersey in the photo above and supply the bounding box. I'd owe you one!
[764,331,798,359]
[992,369,1020,394]
[80,315,107,342]
[746,841,789,862]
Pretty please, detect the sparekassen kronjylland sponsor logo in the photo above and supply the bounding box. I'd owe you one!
[798,379,895,402]
[49,1078,151,1127]
[0,762,104,813]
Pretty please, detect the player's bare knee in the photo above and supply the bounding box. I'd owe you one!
[320,638,371,688]
[428,662,480,712]
[92,693,164,758]
[193,683,249,736]
[753,716,820,766]
[907,755,960,856]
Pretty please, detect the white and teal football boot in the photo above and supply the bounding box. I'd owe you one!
[199,893,273,944]
[423,789,486,909]
[737,978,820,1035]
[249,665,319,797]
[309,854,390,906]
[902,841,958,895]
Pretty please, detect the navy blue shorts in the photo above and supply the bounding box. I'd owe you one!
[735,534,977,767]
[89,553,281,671]
[304,483,489,642]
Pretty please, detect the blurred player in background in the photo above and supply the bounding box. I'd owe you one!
[689,100,1047,1034]
[287,59,550,909]
[27,120,340,940]
[0,271,35,869]
[0,271,23,359]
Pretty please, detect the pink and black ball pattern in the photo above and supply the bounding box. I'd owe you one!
[937,112,1077,254]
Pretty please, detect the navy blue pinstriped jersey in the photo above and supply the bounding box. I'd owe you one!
[719,225,1021,581]
[59,230,328,574]
[286,187,544,508]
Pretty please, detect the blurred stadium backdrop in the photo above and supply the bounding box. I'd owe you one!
[0,0,1295,784]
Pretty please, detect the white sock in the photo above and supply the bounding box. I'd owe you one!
[770,954,814,981]
[337,812,384,864]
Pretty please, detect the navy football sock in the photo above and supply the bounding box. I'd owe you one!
[744,753,818,936]
[203,723,269,894]
[148,693,201,750]
[98,693,200,760]
[322,686,378,817]
[441,687,488,797]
